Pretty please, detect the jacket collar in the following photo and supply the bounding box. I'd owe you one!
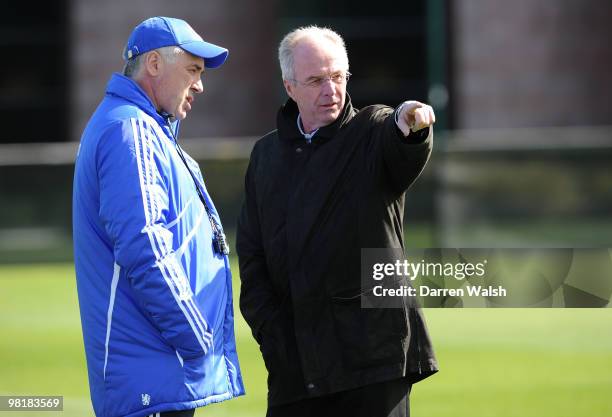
[277,93,356,143]
[105,73,170,127]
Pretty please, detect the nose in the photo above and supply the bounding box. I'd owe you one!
[192,78,203,94]
[320,78,335,96]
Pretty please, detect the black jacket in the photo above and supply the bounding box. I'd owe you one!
[236,96,438,406]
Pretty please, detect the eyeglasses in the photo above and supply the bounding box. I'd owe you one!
[289,71,351,88]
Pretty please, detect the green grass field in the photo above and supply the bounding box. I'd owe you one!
[1,262,611,417]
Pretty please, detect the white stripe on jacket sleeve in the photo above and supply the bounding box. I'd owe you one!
[103,262,121,380]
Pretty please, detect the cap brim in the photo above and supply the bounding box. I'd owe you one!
[180,40,228,69]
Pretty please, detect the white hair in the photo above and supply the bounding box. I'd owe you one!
[123,46,184,78]
[278,25,349,81]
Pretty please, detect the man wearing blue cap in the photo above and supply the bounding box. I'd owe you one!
[73,17,244,417]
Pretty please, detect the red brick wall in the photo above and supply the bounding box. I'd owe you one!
[451,0,612,128]
[71,0,280,141]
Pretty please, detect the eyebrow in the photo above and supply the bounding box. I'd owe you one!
[306,70,344,79]
[190,63,204,72]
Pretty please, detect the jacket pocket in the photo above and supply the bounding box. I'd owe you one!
[258,312,290,375]
[331,289,407,369]
[257,313,308,403]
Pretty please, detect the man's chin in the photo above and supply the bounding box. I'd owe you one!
[320,111,340,125]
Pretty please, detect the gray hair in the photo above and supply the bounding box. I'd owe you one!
[123,46,184,78]
[278,26,349,81]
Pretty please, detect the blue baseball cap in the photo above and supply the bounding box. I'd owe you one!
[123,17,228,68]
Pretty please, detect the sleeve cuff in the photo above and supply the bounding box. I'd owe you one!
[408,126,430,143]
[394,102,432,143]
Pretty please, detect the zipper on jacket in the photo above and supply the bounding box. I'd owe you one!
[162,114,230,255]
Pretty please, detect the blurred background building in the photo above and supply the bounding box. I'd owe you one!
[1,0,611,263]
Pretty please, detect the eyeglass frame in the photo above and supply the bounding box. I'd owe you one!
[287,71,352,89]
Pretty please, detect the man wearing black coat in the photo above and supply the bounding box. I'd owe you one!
[237,25,438,417]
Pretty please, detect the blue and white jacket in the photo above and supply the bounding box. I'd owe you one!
[73,73,244,417]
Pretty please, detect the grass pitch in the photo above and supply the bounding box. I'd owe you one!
[0,262,610,417]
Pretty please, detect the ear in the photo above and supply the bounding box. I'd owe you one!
[283,79,295,100]
[143,51,163,77]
